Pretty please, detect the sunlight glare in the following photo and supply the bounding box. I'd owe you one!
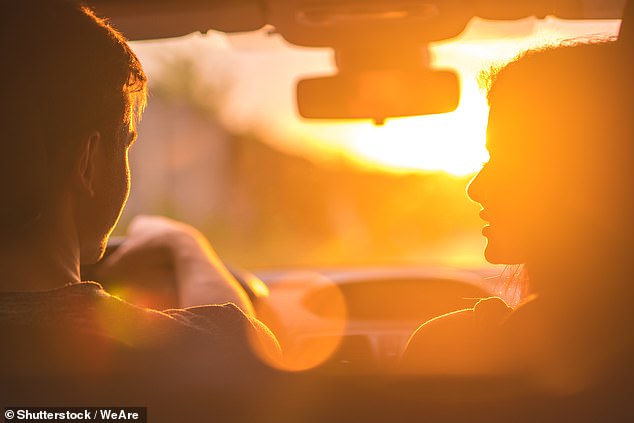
[133,18,620,176]
[285,18,619,176]
[342,81,489,176]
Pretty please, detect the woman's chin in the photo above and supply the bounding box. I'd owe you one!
[483,238,523,265]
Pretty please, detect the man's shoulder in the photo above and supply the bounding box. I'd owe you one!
[1,282,251,336]
[1,282,198,341]
[0,282,277,374]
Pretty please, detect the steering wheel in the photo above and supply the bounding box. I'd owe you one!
[80,236,268,309]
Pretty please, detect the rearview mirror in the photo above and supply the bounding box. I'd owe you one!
[296,69,460,124]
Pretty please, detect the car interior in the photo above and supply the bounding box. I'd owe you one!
[11,0,634,421]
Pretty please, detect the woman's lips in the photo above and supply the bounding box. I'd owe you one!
[479,209,492,235]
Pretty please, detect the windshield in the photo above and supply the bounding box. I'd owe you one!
[118,17,619,269]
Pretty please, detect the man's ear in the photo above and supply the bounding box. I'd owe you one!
[74,131,101,197]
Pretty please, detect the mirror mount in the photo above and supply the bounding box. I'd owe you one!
[335,44,430,72]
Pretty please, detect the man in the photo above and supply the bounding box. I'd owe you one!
[0,0,279,410]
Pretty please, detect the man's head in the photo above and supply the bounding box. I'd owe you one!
[1,0,147,263]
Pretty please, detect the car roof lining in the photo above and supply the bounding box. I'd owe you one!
[86,0,627,41]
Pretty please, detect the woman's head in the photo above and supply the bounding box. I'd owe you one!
[468,42,633,267]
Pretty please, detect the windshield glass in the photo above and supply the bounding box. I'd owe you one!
[118,17,619,269]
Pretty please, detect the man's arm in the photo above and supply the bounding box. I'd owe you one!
[97,215,254,315]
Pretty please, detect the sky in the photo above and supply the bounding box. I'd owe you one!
[131,17,620,176]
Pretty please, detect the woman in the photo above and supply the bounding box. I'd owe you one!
[402,41,633,393]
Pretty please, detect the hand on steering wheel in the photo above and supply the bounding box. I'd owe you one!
[92,215,255,315]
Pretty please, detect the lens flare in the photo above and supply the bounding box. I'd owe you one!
[249,272,348,371]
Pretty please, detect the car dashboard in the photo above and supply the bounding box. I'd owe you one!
[250,267,495,372]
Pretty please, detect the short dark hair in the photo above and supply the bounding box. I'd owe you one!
[0,0,147,233]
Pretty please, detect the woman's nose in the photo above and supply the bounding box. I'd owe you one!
[467,168,486,204]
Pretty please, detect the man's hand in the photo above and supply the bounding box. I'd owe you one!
[97,215,254,315]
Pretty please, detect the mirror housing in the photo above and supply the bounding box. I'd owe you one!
[296,68,460,124]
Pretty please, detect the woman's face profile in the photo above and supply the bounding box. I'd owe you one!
[468,78,591,267]
[467,95,544,265]
[467,48,634,269]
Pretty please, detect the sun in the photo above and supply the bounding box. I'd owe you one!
[281,40,494,176]
[295,75,490,176]
[341,79,490,176]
